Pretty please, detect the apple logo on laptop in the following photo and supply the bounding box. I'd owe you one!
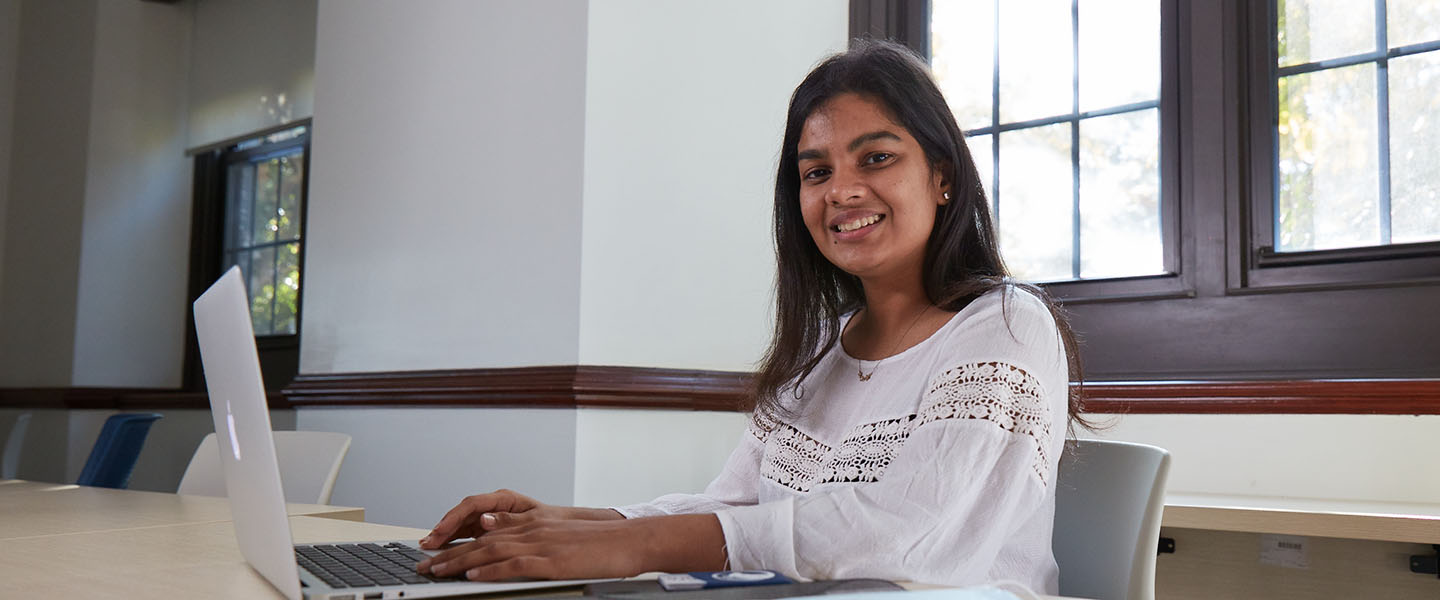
[225,398,243,461]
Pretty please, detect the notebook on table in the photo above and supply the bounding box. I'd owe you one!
[194,266,608,599]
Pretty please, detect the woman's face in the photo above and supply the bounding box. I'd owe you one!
[796,93,948,283]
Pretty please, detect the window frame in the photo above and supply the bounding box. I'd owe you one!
[183,120,312,392]
[854,0,1440,381]
[1238,0,1440,291]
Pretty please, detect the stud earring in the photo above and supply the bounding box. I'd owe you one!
[942,191,951,203]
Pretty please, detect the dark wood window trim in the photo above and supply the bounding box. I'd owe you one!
[4,367,1438,415]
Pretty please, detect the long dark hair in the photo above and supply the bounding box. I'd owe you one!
[751,39,1092,432]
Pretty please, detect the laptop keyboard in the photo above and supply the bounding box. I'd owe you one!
[295,542,454,588]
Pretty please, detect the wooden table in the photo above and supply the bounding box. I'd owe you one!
[0,480,363,540]
[1163,492,1440,543]
[0,515,427,598]
[1156,493,1440,600]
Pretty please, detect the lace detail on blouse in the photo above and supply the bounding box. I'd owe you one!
[919,361,1052,484]
[756,361,1051,492]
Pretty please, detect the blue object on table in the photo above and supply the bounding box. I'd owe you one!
[76,413,164,489]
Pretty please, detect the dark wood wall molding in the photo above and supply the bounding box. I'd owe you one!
[282,366,753,412]
[1081,380,1440,414]
[3,368,1438,415]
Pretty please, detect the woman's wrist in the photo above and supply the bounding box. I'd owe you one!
[635,513,727,573]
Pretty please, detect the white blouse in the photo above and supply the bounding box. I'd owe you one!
[615,287,1069,593]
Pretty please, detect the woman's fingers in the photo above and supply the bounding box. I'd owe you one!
[424,540,537,578]
[463,555,553,581]
[480,510,535,531]
[420,490,538,549]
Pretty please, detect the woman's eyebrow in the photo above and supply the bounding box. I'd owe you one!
[796,130,903,162]
[847,130,901,152]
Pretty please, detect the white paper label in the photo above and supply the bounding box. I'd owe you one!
[1259,534,1309,569]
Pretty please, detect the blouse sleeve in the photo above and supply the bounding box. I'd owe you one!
[611,417,766,518]
[713,291,1067,584]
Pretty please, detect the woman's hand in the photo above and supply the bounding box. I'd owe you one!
[416,513,727,582]
[419,489,624,550]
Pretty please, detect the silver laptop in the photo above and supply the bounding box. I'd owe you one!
[194,267,607,599]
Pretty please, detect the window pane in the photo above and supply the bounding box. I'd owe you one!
[248,247,277,335]
[1389,51,1440,244]
[224,163,254,252]
[277,152,304,240]
[1276,64,1380,251]
[932,0,995,130]
[1278,0,1376,67]
[1079,109,1163,278]
[274,243,301,335]
[999,0,1072,123]
[966,133,994,203]
[253,158,279,245]
[1388,0,1440,49]
[1079,0,1160,112]
[999,124,1073,281]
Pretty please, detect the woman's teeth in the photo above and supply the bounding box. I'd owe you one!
[835,214,882,232]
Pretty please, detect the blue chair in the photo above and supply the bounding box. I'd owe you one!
[76,413,164,489]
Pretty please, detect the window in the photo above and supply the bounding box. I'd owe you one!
[1243,0,1440,287]
[852,0,1440,382]
[1269,0,1440,253]
[185,122,311,391]
[931,0,1168,283]
[221,126,308,336]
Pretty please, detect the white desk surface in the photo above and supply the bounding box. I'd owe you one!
[0,479,364,540]
[1163,492,1440,543]
[0,515,442,599]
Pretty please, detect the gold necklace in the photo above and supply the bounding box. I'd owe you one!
[855,305,934,382]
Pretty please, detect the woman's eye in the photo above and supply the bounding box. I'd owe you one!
[803,168,831,181]
[864,152,894,165]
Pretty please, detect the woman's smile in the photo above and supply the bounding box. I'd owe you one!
[830,212,886,236]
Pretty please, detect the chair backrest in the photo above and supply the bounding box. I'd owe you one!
[76,413,164,489]
[2,413,32,479]
[1052,439,1171,600]
[177,430,352,505]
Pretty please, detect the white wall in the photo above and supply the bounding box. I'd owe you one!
[1082,414,1440,504]
[301,0,589,374]
[0,0,19,302]
[296,408,577,529]
[0,0,96,386]
[573,408,748,507]
[577,0,848,371]
[188,0,316,149]
[70,0,193,387]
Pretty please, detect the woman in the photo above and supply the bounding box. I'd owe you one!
[416,40,1085,593]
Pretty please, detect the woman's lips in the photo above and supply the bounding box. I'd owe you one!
[830,213,885,240]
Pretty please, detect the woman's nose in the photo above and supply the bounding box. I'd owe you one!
[824,170,864,205]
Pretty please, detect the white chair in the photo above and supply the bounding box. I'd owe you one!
[2,413,32,479]
[1052,439,1171,600]
[178,430,351,505]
